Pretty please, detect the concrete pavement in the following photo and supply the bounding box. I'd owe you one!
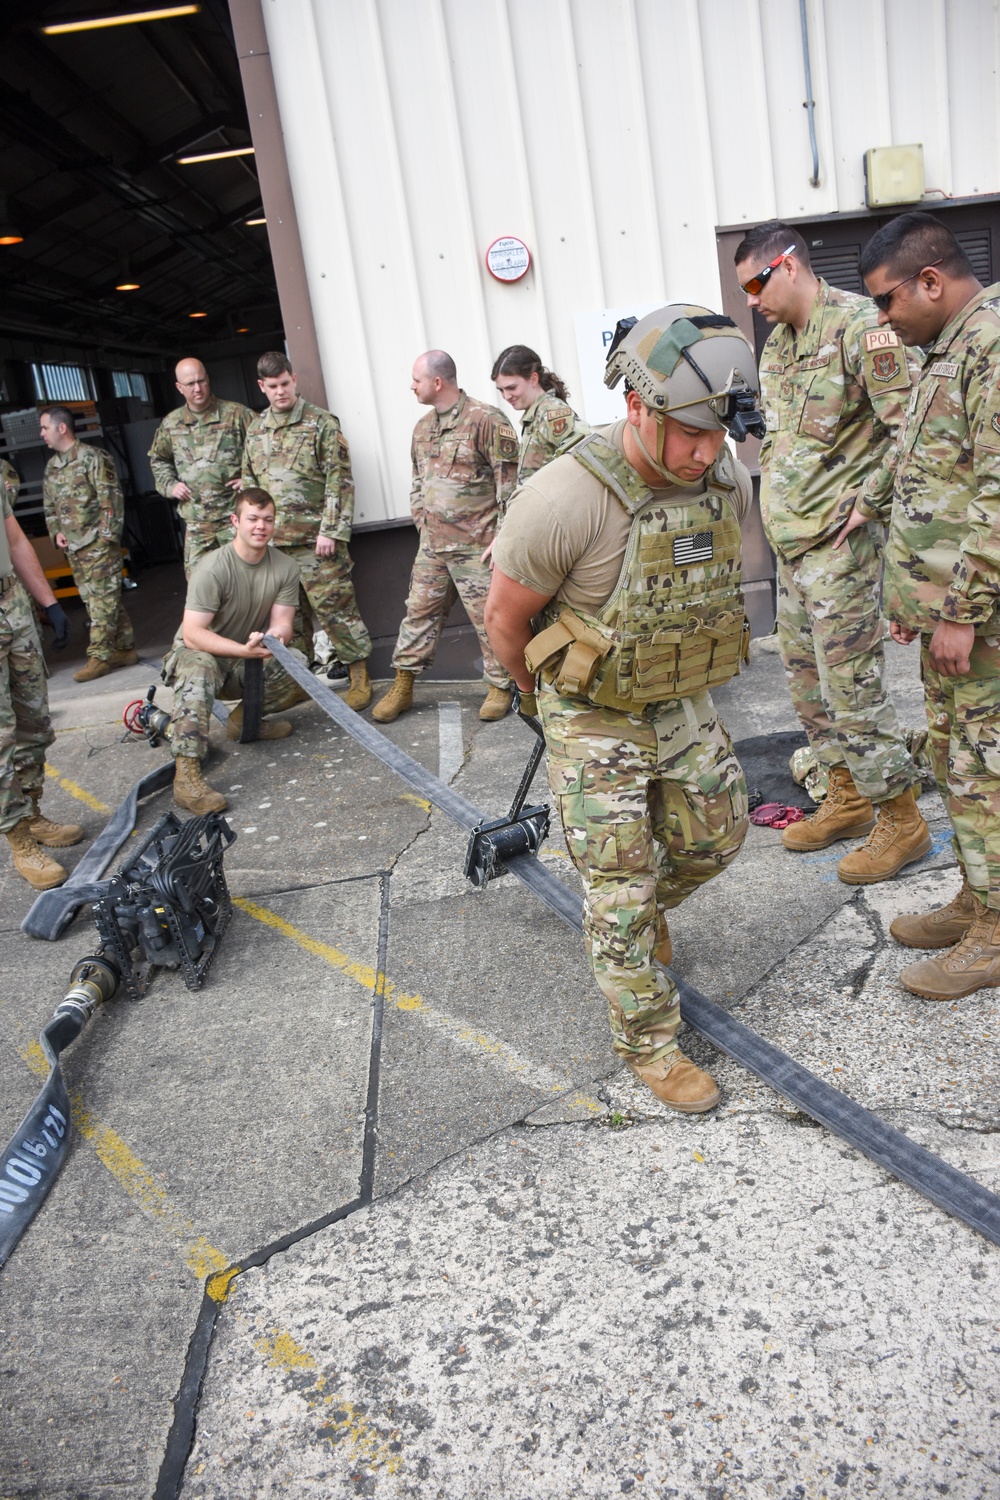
[0,624,996,1500]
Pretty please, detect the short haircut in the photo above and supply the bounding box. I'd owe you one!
[421,349,457,383]
[860,211,973,283]
[257,350,293,380]
[734,220,811,271]
[233,487,275,516]
[41,404,75,433]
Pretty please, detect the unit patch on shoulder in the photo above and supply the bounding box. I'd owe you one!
[992,412,1000,437]
[872,351,901,382]
[550,415,568,436]
[930,361,959,378]
[498,430,519,459]
[864,329,900,352]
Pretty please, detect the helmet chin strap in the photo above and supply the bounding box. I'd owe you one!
[631,409,709,488]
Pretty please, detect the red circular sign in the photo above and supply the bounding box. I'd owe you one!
[485,236,531,283]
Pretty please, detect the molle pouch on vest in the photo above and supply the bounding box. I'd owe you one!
[628,609,750,701]
[524,608,613,696]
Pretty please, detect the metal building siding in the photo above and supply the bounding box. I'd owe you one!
[258,0,1000,525]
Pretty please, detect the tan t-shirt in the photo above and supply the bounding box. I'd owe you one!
[184,542,301,645]
[493,420,753,612]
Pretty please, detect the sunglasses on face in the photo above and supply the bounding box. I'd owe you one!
[740,246,796,296]
[869,259,944,312]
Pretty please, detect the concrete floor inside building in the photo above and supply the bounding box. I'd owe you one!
[0,568,997,1500]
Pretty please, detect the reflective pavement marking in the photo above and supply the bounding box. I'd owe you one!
[437,700,463,783]
[235,897,603,1110]
[44,763,111,814]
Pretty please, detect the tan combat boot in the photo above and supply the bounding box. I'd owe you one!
[890,873,977,949]
[837,786,932,885]
[74,656,111,683]
[480,685,513,721]
[625,1049,721,1113]
[654,914,672,967]
[372,669,415,724]
[173,756,228,814]
[28,790,83,848]
[899,898,1000,1000]
[108,648,139,670]
[781,765,875,851]
[341,660,372,712]
[226,704,293,740]
[5,818,67,890]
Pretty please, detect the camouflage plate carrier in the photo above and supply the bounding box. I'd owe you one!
[524,431,749,710]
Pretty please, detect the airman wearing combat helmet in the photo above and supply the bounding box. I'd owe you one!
[486,305,762,1114]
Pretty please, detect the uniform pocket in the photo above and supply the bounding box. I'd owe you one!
[966,714,1000,778]
[549,758,650,875]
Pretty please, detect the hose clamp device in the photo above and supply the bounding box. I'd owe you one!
[464,692,550,889]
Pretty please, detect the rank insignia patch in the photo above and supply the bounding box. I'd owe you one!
[872,351,901,382]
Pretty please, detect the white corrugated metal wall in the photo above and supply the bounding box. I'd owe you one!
[257,0,1000,524]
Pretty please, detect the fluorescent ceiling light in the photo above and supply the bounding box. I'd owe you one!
[43,6,200,34]
[189,311,208,318]
[116,280,140,291]
[245,217,266,226]
[178,146,255,165]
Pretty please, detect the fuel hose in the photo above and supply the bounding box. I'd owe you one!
[263,635,1000,1248]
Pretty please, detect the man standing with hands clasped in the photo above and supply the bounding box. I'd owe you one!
[148,357,253,577]
[839,212,1000,1000]
[734,221,929,884]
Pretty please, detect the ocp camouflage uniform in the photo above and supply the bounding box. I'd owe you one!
[148,397,253,575]
[517,391,587,482]
[496,425,752,1063]
[42,440,134,663]
[859,284,1000,908]
[759,278,920,802]
[394,391,518,685]
[242,396,370,664]
[0,469,54,834]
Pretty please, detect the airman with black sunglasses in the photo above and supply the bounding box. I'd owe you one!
[733,221,929,886]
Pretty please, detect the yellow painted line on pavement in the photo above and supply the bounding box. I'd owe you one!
[235,897,603,1111]
[21,1037,231,1281]
[44,763,110,814]
[399,792,431,811]
[15,1035,400,1473]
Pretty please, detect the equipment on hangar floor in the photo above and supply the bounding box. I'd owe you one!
[0,811,235,1267]
[465,690,550,888]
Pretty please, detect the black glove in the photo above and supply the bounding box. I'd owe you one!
[44,601,70,649]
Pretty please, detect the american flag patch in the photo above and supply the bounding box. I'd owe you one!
[673,531,713,565]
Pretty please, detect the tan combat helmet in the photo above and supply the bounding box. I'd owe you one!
[605,306,764,476]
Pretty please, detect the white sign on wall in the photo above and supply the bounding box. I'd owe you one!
[573,302,661,426]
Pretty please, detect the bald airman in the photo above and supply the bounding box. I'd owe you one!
[148,358,254,576]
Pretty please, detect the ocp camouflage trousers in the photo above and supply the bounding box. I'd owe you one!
[0,578,54,833]
[392,535,509,686]
[776,525,918,802]
[163,646,306,761]
[287,543,371,665]
[540,685,748,1062]
[68,539,134,662]
[922,632,1000,910]
[183,517,234,578]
